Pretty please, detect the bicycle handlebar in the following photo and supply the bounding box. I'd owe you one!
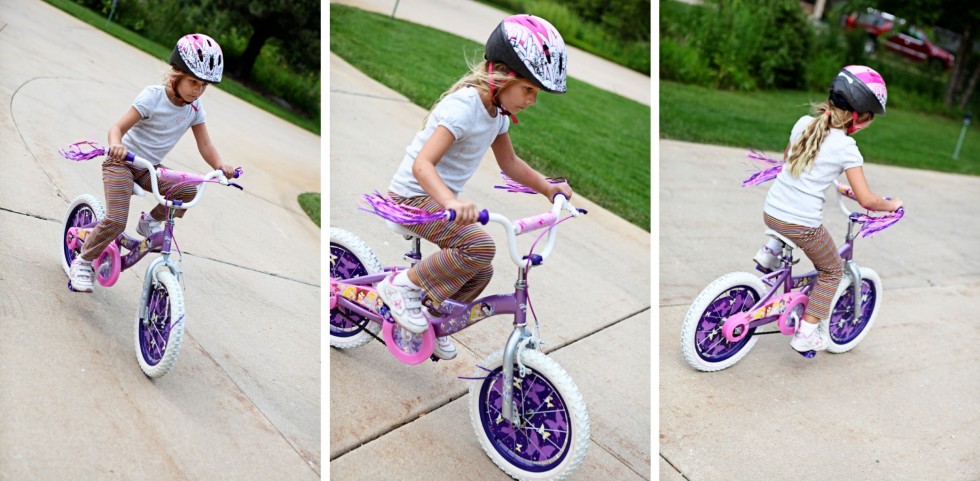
[467,194,582,267]
[60,141,242,209]
[832,179,904,237]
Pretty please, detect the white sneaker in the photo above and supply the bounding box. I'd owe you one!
[791,322,830,352]
[69,257,94,293]
[376,273,428,333]
[137,212,163,237]
[433,336,457,360]
[753,238,783,272]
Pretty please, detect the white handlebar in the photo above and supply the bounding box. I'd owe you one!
[485,194,578,267]
[130,155,228,210]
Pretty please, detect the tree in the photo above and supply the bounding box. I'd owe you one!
[212,0,320,80]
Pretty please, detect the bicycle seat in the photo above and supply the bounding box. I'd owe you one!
[386,220,417,239]
[764,229,798,250]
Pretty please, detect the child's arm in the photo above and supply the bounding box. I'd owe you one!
[844,166,903,212]
[491,133,572,202]
[414,126,480,223]
[107,107,142,161]
[191,123,236,178]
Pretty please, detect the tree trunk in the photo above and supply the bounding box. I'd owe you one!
[958,59,980,110]
[234,25,272,80]
[945,23,974,107]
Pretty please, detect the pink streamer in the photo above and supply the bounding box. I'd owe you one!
[494,173,568,194]
[60,140,107,161]
[741,149,784,186]
[358,192,448,224]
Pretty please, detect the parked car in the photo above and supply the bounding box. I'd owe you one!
[883,25,955,70]
[842,8,899,54]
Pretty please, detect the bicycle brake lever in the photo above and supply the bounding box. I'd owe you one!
[228,182,244,190]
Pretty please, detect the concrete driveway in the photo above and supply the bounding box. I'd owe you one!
[659,139,980,480]
[0,1,321,479]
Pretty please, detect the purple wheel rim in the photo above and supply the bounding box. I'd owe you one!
[63,204,96,266]
[329,243,371,339]
[139,283,174,366]
[694,285,760,363]
[477,365,572,472]
[829,278,877,345]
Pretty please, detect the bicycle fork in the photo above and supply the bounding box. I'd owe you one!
[500,268,539,425]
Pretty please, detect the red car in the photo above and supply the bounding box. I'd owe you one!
[883,25,955,70]
[843,8,897,55]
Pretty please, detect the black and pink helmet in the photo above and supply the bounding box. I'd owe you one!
[170,34,224,84]
[829,65,887,115]
[485,15,568,94]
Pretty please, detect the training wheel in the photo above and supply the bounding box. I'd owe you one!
[382,318,435,365]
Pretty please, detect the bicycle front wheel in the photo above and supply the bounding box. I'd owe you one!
[681,272,766,371]
[134,270,185,378]
[469,349,589,481]
[827,267,882,353]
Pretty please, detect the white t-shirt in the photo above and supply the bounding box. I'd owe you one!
[389,87,510,197]
[764,115,864,227]
[122,85,206,166]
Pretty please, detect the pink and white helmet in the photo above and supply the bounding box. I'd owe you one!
[485,15,568,94]
[170,34,224,84]
[829,65,887,115]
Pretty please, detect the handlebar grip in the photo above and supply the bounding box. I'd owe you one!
[125,152,136,162]
[444,209,490,224]
[233,167,243,179]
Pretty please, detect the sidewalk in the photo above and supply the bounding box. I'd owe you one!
[330,0,651,106]
[329,50,652,479]
[659,139,980,480]
[0,1,321,478]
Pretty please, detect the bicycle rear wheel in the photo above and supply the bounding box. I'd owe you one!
[134,270,185,378]
[329,228,383,349]
[61,194,105,276]
[681,272,766,371]
[469,349,589,481]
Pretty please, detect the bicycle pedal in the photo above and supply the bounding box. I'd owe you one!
[797,350,817,359]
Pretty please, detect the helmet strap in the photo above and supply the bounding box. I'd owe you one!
[487,62,519,123]
[846,111,873,135]
[169,76,197,110]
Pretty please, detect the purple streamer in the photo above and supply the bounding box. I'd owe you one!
[741,149,784,186]
[856,209,904,237]
[60,140,107,161]
[358,192,447,224]
[494,173,568,194]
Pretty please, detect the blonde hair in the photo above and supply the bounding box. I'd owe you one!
[161,66,185,86]
[786,101,872,177]
[422,59,522,127]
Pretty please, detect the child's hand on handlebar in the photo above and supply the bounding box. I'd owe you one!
[886,197,903,212]
[218,164,238,180]
[445,198,479,224]
[546,182,573,203]
[107,144,128,161]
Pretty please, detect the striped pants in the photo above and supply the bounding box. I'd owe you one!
[389,193,496,306]
[764,213,843,321]
[79,157,197,262]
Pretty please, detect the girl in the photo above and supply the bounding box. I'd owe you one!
[756,65,903,353]
[376,15,573,360]
[69,33,236,292]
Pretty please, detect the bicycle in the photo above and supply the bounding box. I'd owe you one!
[681,152,904,372]
[329,187,590,481]
[59,141,243,378]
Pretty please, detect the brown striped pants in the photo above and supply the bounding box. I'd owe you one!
[389,193,496,305]
[764,213,843,320]
[79,157,197,262]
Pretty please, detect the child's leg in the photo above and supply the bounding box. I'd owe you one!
[133,165,197,221]
[78,157,137,261]
[764,214,844,322]
[392,194,496,305]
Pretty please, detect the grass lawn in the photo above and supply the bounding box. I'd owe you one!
[43,0,320,135]
[298,193,321,227]
[330,4,651,230]
[660,80,980,176]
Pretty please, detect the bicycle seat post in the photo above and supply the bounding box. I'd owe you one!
[404,236,422,265]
